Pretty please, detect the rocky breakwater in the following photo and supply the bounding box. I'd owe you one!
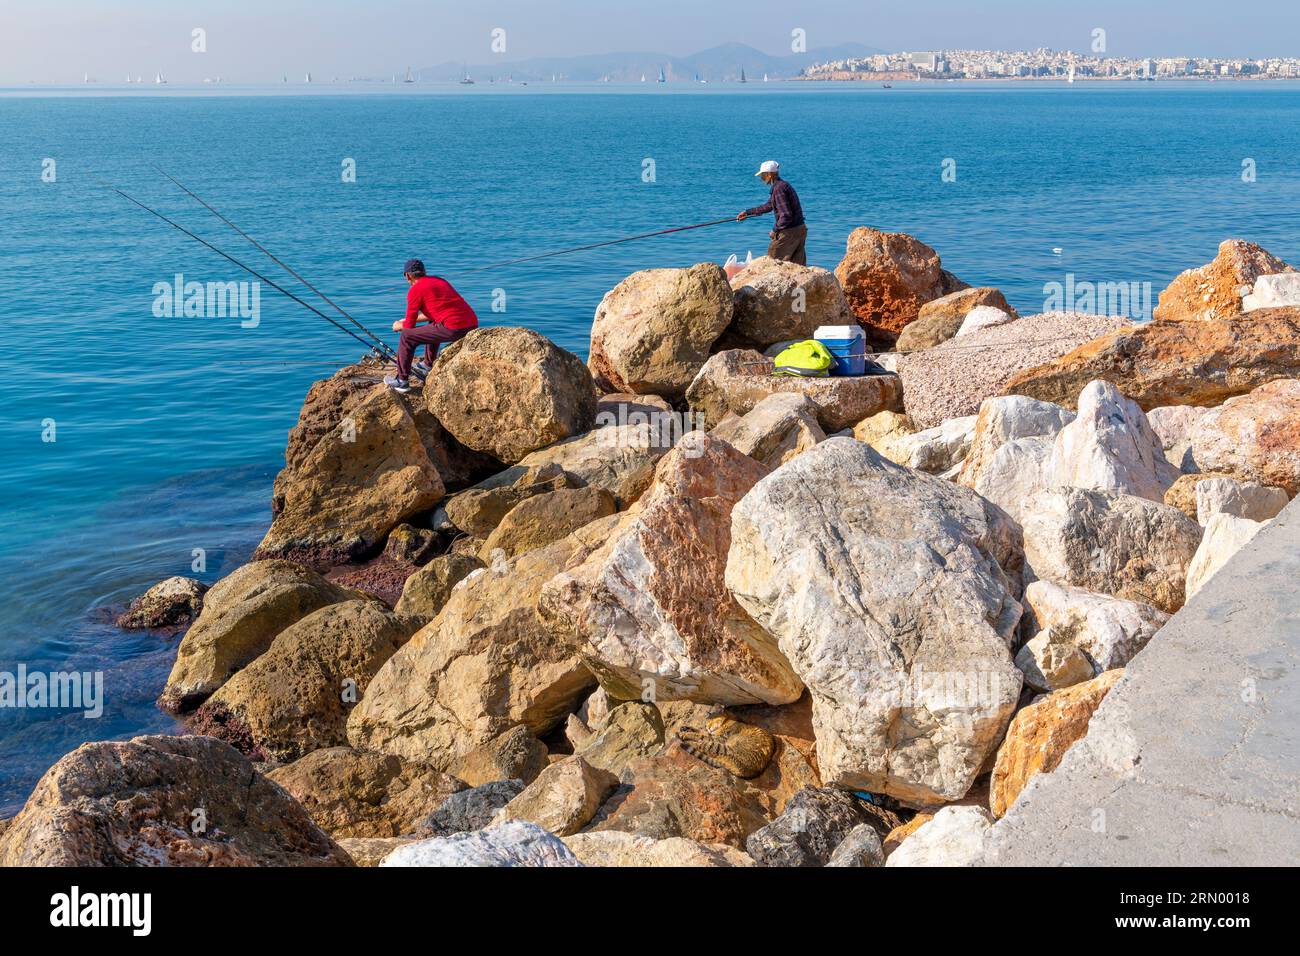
[7,236,1298,867]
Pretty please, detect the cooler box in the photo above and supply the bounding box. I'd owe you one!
[815,325,867,376]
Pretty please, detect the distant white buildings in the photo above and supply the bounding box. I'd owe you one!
[802,48,1300,80]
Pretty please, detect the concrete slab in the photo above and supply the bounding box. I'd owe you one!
[980,497,1300,865]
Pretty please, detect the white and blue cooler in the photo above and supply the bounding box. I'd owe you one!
[815,325,867,376]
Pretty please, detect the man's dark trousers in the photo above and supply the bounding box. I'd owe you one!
[397,323,469,378]
[767,223,808,265]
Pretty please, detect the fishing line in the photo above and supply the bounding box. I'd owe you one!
[459,217,740,273]
[96,178,393,358]
[149,163,396,360]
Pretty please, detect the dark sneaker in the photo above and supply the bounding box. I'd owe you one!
[383,374,412,393]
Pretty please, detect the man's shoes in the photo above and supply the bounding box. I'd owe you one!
[413,360,431,378]
[383,374,413,393]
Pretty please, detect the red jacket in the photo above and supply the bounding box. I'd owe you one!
[404,276,478,330]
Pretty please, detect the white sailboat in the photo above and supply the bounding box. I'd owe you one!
[403,66,414,84]
[641,73,646,83]
[657,66,666,83]
[304,72,312,84]
[154,71,164,84]
[459,65,474,85]
[739,67,747,83]
[763,72,769,82]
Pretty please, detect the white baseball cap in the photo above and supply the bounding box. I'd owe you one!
[755,160,780,176]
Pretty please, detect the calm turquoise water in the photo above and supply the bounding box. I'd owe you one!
[2,83,1299,812]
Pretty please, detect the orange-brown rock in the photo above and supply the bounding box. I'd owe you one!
[1004,308,1300,410]
[1189,378,1300,495]
[1153,239,1293,322]
[834,227,967,348]
[1163,472,1236,519]
[989,669,1123,818]
[896,287,1019,352]
[540,433,803,707]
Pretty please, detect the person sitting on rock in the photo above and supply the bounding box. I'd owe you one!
[737,160,807,266]
[384,258,479,393]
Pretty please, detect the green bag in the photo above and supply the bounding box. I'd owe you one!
[773,340,834,377]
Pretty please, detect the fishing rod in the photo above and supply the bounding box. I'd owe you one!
[148,163,396,360]
[459,217,740,273]
[97,178,394,359]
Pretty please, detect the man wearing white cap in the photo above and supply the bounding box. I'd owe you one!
[737,160,806,265]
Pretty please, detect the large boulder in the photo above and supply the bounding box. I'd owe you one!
[256,385,446,567]
[160,560,359,713]
[726,257,853,349]
[1005,308,1300,410]
[444,463,577,537]
[1147,403,1211,471]
[989,669,1123,818]
[1153,239,1293,322]
[571,701,666,775]
[493,756,619,836]
[381,821,582,867]
[957,395,1075,522]
[541,433,803,706]
[425,327,598,464]
[884,805,993,867]
[448,725,550,787]
[1185,513,1265,601]
[589,263,733,400]
[726,439,1025,805]
[833,227,966,348]
[1188,379,1300,494]
[1194,477,1289,525]
[873,415,977,475]
[265,747,465,838]
[0,735,350,866]
[274,362,497,500]
[744,786,872,867]
[1018,580,1168,689]
[192,600,417,762]
[1020,488,1203,614]
[686,349,903,432]
[469,422,676,510]
[415,780,526,837]
[346,519,614,768]
[896,287,1018,352]
[899,312,1130,428]
[562,831,754,867]
[1046,380,1180,501]
[585,747,774,848]
[393,552,484,621]
[479,486,617,560]
[710,393,826,469]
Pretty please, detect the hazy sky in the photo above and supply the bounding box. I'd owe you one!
[3,0,1295,84]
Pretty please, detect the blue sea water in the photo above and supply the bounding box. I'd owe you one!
[2,82,1299,813]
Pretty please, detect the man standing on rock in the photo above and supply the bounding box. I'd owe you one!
[385,258,479,393]
[737,160,806,265]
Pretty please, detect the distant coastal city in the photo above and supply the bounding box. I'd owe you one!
[800,48,1300,81]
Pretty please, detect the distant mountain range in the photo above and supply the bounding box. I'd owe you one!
[420,41,886,83]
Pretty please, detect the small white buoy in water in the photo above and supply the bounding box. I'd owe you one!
[1052,247,1064,256]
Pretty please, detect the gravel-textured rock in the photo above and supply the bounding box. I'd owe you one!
[899,312,1130,428]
